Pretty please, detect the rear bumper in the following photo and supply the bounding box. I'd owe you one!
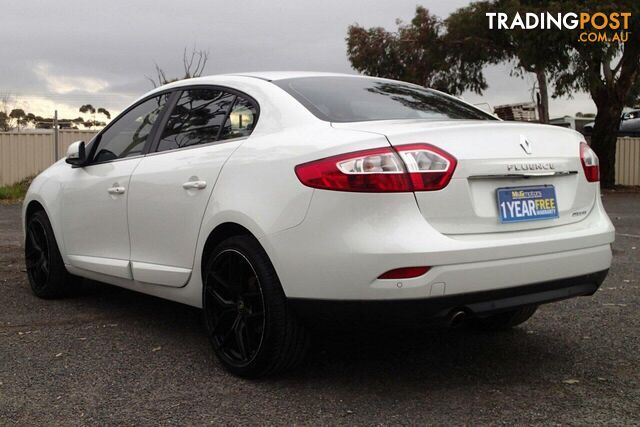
[289,269,608,329]
[264,190,614,300]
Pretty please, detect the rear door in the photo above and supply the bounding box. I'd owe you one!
[127,87,259,287]
[333,121,596,235]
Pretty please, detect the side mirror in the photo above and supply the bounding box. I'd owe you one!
[65,141,87,166]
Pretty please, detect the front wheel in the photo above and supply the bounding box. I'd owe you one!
[203,235,309,378]
[25,210,79,299]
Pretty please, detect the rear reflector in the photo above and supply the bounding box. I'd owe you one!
[295,144,457,192]
[580,142,599,182]
[378,266,431,279]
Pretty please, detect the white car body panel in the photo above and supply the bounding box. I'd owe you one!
[67,255,132,279]
[127,138,244,287]
[267,189,612,300]
[129,261,192,287]
[22,72,614,312]
[60,158,141,270]
[334,120,596,234]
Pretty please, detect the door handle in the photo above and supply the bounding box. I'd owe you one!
[182,180,207,190]
[107,186,126,195]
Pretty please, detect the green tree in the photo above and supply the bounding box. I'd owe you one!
[446,0,572,123]
[97,107,111,120]
[0,94,13,131]
[80,104,110,128]
[0,111,10,131]
[79,104,96,115]
[9,109,27,130]
[25,113,37,127]
[553,2,640,188]
[347,1,640,187]
[346,6,486,95]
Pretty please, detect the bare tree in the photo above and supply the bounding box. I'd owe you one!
[182,47,208,79]
[147,47,209,88]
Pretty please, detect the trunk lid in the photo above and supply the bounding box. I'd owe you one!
[332,120,596,234]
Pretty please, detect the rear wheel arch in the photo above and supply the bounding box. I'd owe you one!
[201,222,254,280]
[199,221,291,300]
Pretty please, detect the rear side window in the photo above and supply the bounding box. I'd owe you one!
[220,96,258,140]
[156,89,236,153]
[155,89,259,153]
[273,77,496,123]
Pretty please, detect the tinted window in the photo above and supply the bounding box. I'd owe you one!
[273,77,495,122]
[219,96,258,140]
[92,95,168,163]
[156,89,235,152]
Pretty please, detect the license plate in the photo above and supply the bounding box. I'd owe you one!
[496,185,559,223]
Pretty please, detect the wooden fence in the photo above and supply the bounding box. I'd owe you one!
[0,130,97,186]
[0,131,639,187]
[615,137,640,186]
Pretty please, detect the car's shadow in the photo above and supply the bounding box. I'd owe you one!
[68,279,575,388]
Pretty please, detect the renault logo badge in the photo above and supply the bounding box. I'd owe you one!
[520,135,533,155]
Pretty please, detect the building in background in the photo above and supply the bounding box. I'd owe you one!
[549,115,595,134]
[493,103,538,122]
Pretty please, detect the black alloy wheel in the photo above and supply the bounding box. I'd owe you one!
[25,217,51,290]
[204,249,266,368]
[25,210,77,299]
[203,235,310,378]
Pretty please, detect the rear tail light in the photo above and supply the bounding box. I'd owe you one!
[295,144,457,192]
[378,266,430,279]
[580,142,599,182]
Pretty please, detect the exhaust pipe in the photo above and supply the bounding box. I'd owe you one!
[448,309,467,327]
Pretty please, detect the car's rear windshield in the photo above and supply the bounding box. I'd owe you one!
[273,76,496,123]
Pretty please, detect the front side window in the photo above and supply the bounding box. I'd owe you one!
[156,89,236,153]
[273,77,496,123]
[92,95,169,163]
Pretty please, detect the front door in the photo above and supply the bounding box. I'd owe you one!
[61,94,171,279]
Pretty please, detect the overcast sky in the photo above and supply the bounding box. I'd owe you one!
[1,0,595,121]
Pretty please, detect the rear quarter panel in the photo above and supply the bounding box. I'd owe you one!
[197,124,394,298]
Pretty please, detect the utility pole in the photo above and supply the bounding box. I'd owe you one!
[53,110,59,161]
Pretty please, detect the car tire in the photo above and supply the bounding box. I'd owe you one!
[25,210,79,299]
[472,305,538,330]
[203,235,310,378]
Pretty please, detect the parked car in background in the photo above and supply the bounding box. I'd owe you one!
[22,72,614,378]
[583,109,640,135]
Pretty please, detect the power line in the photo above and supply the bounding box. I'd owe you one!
[0,94,134,101]
[0,90,136,100]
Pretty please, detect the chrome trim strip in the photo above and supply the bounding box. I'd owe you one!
[144,136,249,157]
[468,171,578,180]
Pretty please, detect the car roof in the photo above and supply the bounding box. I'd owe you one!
[223,71,364,81]
[141,71,373,99]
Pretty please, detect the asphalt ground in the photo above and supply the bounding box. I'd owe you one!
[0,192,638,426]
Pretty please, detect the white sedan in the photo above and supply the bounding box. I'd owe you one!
[22,72,614,377]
